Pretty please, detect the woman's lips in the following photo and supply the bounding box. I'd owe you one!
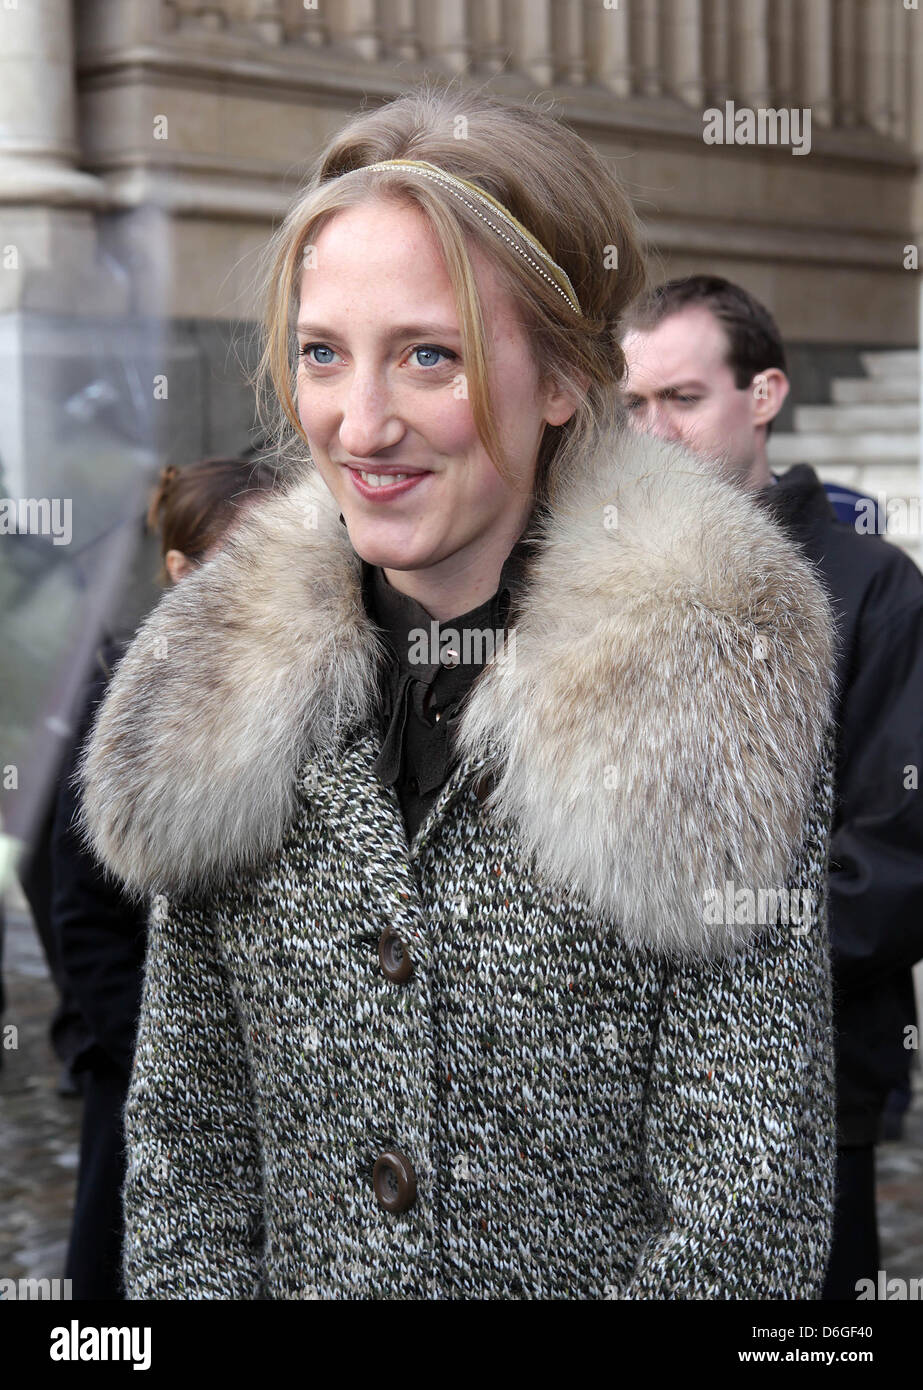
[346,466,431,501]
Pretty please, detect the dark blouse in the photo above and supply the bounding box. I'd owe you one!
[359,535,536,843]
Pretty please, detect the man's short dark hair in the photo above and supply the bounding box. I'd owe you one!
[620,275,787,388]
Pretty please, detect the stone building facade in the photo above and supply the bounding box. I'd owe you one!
[1,0,921,567]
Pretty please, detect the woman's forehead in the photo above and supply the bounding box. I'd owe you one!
[311,194,505,280]
[298,199,517,330]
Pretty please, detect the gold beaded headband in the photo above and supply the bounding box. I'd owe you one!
[340,158,583,317]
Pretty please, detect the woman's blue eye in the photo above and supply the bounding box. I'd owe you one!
[298,343,456,369]
[300,343,335,364]
[410,345,455,368]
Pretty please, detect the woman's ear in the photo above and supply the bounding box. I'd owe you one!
[541,369,587,428]
[165,548,197,585]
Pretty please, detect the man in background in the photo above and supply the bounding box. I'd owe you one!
[619,275,923,1300]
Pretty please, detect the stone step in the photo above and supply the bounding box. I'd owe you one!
[769,432,920,464]
[780,348,923,573]
[831,377,919,404]
[859,349,920,379]
[795,402,920,433]
[811,460,922,495]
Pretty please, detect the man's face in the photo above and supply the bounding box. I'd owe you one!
[620,305,763,486]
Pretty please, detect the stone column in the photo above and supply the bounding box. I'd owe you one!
[637,0,662,98]
[323,0,381,62]
[471,0,505,75]
[769,0,796,107]
[800,0,833,129]
[735,0,771,110]
[834,0,859,127]
[705,0,731,106]
[423,0,469,75]
[0,0,123,497]
[389,0,421,63]
[515,0,552,89]
[557,0,587,87]
[595,0,632,99]
[665,0,704,108]
[859,0,892,136]
[0,0,106,208]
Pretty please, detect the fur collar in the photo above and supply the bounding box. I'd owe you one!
[78,426,835,959]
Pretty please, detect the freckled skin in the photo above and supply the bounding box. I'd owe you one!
[295,196,579,622]
[620,304,790,493]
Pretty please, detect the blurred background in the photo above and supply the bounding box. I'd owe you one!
[1,0,921,1298]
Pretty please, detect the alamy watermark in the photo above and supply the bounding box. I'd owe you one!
[50,1320,152,1369]
[703,101,811,156]
[851,493,922,539]
[407,623,516,667]
[0,497,72,545]
[0,1276,72,1299]
[855,1269,923,1300]
[703,880,813,932]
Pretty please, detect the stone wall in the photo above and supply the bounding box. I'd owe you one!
[1,0,921,546]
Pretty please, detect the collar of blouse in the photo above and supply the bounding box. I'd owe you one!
[360,536,536,794]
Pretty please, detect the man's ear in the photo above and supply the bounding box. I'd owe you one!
[750,368,790,429]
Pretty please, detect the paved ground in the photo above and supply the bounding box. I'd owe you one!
[2,901,922,1295]
[1,906,81,1289]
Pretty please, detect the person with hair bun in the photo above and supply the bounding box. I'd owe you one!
[146,453,279,586]
[80,83,839,1300]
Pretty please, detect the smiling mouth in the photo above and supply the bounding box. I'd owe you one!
[344,463,431,486]
[356,469,413,487]
[342,464,432,500]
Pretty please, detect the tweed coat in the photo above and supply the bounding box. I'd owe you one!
[79,425,839,1301]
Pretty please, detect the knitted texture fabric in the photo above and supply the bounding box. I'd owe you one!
[121,724,836,1300]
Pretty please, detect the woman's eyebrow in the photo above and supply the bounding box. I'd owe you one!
[295,320,462,339]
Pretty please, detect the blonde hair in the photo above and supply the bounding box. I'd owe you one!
[254,79,647,505]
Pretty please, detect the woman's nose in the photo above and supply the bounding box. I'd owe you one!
[337,374,403,457]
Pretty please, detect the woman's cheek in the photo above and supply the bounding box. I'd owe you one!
[296,380,318,435]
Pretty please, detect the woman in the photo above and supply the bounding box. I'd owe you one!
[79,84,838,1300]
[54,453,277,1298]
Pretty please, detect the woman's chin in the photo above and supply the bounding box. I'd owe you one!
[343,519,437,574]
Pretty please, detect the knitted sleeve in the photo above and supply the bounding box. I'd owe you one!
[121,891,266,1299]
[620,732,837,1300]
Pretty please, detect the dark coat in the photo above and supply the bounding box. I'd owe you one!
[50,639,147,1079]
[49,638,149,1299]
[759,465,923,1146]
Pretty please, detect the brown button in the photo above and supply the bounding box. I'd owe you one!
[379,927,413,983]
[373,1149,417,1213]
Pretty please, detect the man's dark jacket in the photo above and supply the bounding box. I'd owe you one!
[759,464,923,1146]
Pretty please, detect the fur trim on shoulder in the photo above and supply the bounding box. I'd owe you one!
[455,427,835,956]
[78,426,835,959]
[76,471,383,902]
